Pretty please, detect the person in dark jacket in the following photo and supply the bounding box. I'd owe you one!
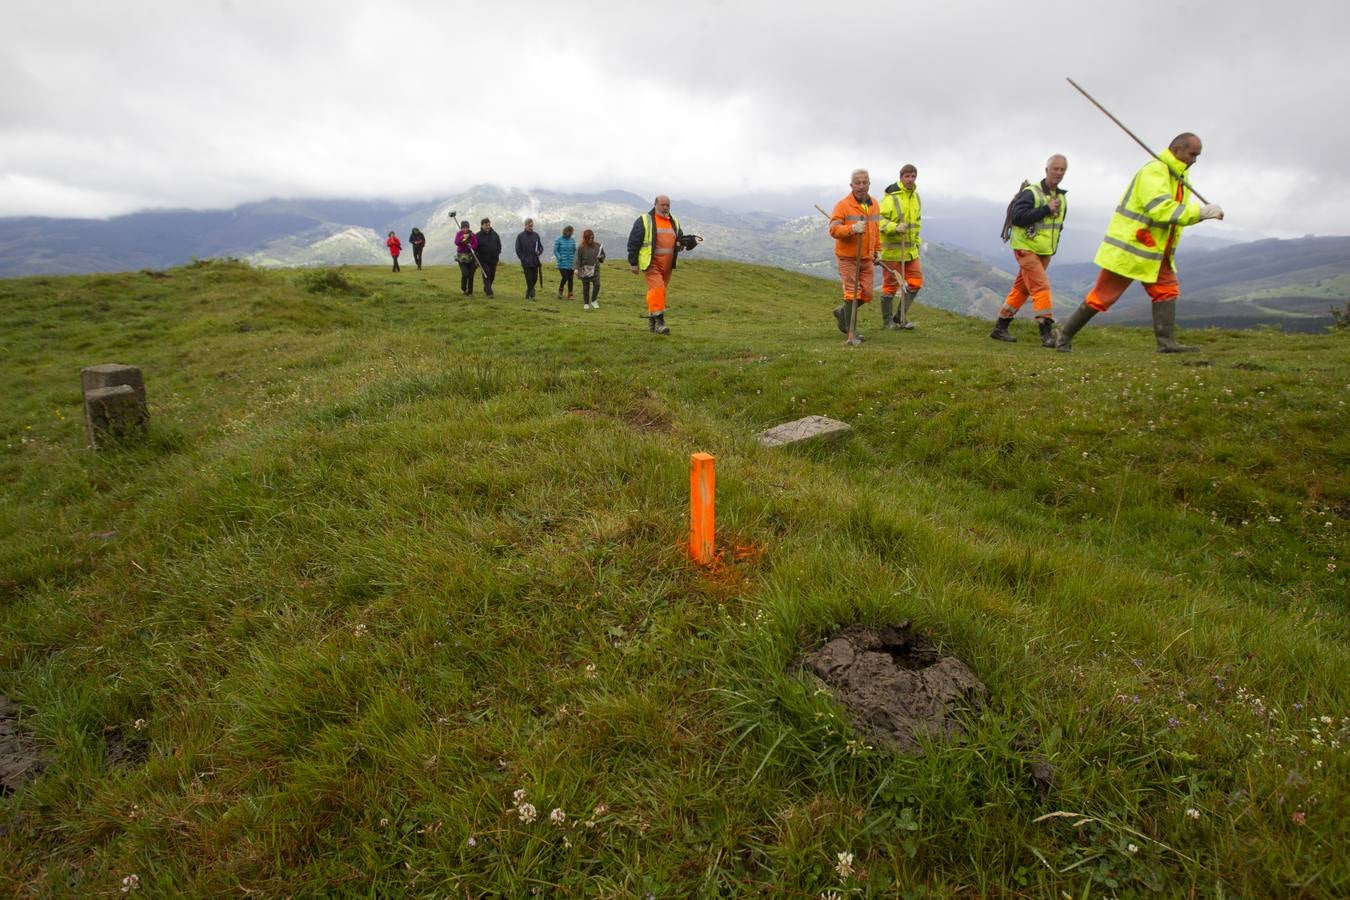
[575,229,606,309]
[991,154,1068,346]
[454,220,479,295]
[409,227,427,270]
[476,217,502,298]
[515,219,544,299]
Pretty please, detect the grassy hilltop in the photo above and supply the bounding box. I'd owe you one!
[1,259,1347,896]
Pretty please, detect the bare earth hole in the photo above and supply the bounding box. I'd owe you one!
[0,695,47,796]
[800,622,988,755]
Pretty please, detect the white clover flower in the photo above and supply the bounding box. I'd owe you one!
[132,718,147,731]
[1185,808,1201,820]
[585,663,597,679]
[835,851,854,879]
[1127,843,1139,854]
[353,623,368,637]
[517,803,537,824]
[513,788,528,805]
[593,802,608,817]
[550,808,566,825]
[121,874,140,893]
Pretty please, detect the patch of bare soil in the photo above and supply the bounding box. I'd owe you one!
[801,622,988,755]
[620,399,673,434]
[104,728,150,769]
[0,695,47,796]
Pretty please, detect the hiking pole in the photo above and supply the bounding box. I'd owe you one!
[447,210,487,270]
[1065,77,1211,205]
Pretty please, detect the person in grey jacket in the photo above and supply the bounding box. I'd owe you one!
[514,219,544,299]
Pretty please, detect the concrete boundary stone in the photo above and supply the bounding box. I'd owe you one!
[756,415,852,448]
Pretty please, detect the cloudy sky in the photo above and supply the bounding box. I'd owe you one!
[3,0,1347,235]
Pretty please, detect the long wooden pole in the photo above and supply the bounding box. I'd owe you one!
[1065,77,1210,204]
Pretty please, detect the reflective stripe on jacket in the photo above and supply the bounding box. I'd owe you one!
[828,194,880,258]
[1010,182,1067,255]
[1093,148,1201,282]
[879,185,921,262]
[628,212,684,271]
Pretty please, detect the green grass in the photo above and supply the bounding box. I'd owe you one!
[2,258,1347,896]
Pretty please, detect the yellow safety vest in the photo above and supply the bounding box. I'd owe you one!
[1009,183,1067,256]
[637,213,682,270]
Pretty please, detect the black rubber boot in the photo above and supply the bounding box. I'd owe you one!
[881,295,896,330]
[990,316,1017,342]
[1054,302,1098,353]
[833,303,849,335]
[652,312,670,335]
[1037,317,1056,348]
[1152,300,1198,352]
[898,289,918,329]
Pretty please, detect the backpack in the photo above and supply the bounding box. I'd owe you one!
[1000,180,1031,244]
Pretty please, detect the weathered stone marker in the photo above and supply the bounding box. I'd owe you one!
[756,414,851,448]
[81,364,148,447]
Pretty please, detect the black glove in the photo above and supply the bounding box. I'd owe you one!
[679,234,701,251]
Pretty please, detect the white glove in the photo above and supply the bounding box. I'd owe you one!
[892,221,909,233]
[850,221,866,234]
[1199,203,1224,221]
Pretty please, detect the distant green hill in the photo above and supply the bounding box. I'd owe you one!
[1050,236,1350,332]
[3,190,1346,332]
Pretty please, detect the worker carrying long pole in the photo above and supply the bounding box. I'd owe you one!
[1056,132,1224,353]
[878,164,923,330]
[826,169,880,347]
[1056,78,1224,354]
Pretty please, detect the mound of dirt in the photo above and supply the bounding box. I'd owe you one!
[0,695,47,796]
[801,622,987,755]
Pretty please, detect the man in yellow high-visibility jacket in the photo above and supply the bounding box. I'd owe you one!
[992,154,1068,347]
[878,164,923,330]
[1056,133,1224,353]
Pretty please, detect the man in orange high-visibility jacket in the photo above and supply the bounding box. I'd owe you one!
[829,169,881,346]
[627,194,694,335]
[1056,133,1224,353]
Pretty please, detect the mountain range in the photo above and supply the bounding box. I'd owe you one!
[2,186,1346,331]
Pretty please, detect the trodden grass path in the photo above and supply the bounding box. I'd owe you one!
[1,258,1347,896]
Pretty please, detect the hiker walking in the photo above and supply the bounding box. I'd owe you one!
[515,219,544,299]
[385,231,402,272]
[576,229,605,309]
[454,220,479,295]
[828,169,880,346]
[1056,133,1224,353]
[554,225,578,301]
[627,194,697,335]
[476,217,501,298]
[992,155,1068,346]
[878,164,922,330]
[408,227,426,270]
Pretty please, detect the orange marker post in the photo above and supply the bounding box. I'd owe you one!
[689,452,715,565]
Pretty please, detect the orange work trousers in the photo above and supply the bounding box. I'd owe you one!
[1001,250,1054,319]
[836,255,875,302]
[880,257,922,295]
[1085,258,1179,311]
[643,258,674,313]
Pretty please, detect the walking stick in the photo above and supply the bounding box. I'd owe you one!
[1065,77,1212,205]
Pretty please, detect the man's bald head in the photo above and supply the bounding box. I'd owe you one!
[1169,133,1202,166]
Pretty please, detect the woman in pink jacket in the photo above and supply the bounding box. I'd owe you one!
[385,231,402,273]
[454,220,479,296]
